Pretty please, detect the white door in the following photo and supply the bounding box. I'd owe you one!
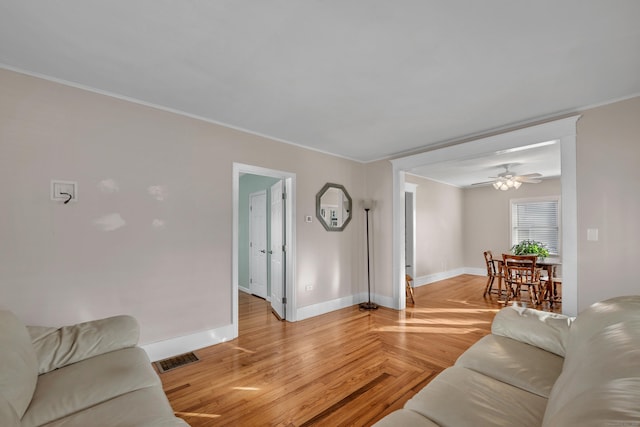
[270,180,285,319]
[249,191,267,299]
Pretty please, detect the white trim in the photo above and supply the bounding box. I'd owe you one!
[391,115,580,317]
[141,323,236,362]
[392,167,406,310]
[296,294,363,321]
[412,268,467,287]
[465,267,487,277]
[296,292,395,320]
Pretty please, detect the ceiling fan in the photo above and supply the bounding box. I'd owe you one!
[474,164,542,190]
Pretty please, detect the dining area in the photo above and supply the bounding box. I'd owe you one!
[483,248,562,308]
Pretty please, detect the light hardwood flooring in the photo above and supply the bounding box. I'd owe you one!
[158,274,561,426]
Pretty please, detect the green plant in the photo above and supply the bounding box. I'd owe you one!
[511,239,550,257]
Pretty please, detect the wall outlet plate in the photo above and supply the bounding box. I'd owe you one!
[51,180,78,202]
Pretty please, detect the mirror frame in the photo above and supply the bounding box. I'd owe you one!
[315,183,352,231]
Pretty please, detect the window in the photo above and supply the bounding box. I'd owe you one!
[511,197,560,255]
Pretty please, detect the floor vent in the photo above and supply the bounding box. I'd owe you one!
[154,352,200,373]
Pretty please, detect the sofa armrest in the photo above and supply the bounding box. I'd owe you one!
[27,315,140,374]
[491,306,573,357]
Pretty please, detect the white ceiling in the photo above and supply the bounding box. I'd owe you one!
[409,140,562,188]
[1,1,639,182]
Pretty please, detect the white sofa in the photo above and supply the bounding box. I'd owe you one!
[0,310,189,427]
[374,295,640,427]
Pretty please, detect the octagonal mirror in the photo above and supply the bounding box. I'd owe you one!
[316,183,352,231]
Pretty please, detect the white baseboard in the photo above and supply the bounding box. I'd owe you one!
[464,267,486,277]
[413,268,467,287]
[296,294,363,321]
[141,323,236,362]
[296,292,396,320]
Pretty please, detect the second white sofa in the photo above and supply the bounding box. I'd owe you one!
[374,295,640,426]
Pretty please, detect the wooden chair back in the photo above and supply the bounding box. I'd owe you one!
[502,254,541,304]
[484,250,497,276]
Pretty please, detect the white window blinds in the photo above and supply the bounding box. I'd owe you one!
[511,198,560,255]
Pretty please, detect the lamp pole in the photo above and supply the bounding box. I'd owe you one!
[360,206,378,310]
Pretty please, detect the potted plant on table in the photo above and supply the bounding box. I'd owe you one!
[511,239,550,259]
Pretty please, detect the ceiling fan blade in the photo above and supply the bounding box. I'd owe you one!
[471,180,494,186]
[515,177,542,183]
[517,173,542,178]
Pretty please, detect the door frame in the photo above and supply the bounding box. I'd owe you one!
[232,163,296,337]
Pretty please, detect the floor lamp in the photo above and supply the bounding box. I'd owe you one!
[359,200,378,310]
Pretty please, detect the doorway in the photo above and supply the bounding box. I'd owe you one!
[405,183,417,281]
[232,163,296,338]
[391,116,580,315]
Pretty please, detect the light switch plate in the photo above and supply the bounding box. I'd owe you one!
[587,228,599,241]
[51,180,78,202]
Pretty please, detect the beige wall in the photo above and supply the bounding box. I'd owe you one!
[463,178,561,269]
[405,174,464,277]
[0,68,366,345]
[577,96,640,310]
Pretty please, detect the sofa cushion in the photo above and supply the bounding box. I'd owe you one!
[27,315,139,374]
[491,305,572,357]
[0,310,38,418]
[372,408,440,427]
[543,296,640,425]
[542,377,640,427]
[40,386,189,427]
[0,393,20,427]
[455,334,564,398]
[404,366,547,427]
[21,347,161,427]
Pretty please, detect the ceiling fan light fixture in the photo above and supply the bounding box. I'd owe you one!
[493,178,521,190]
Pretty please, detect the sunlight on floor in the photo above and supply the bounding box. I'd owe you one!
[405,307,500,314]
[233,346,256,354]
[233,386,261,391]
[375,325,484,334]
[400,317,491,325]
[175,412,221,419]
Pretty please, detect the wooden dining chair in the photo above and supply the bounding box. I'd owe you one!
[502,254,542,305]
[405,274,416,304]
[483,250,504,296]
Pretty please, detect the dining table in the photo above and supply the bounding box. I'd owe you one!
[493,255,561,306]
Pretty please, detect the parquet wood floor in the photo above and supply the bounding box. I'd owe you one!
[158,274,560,426]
